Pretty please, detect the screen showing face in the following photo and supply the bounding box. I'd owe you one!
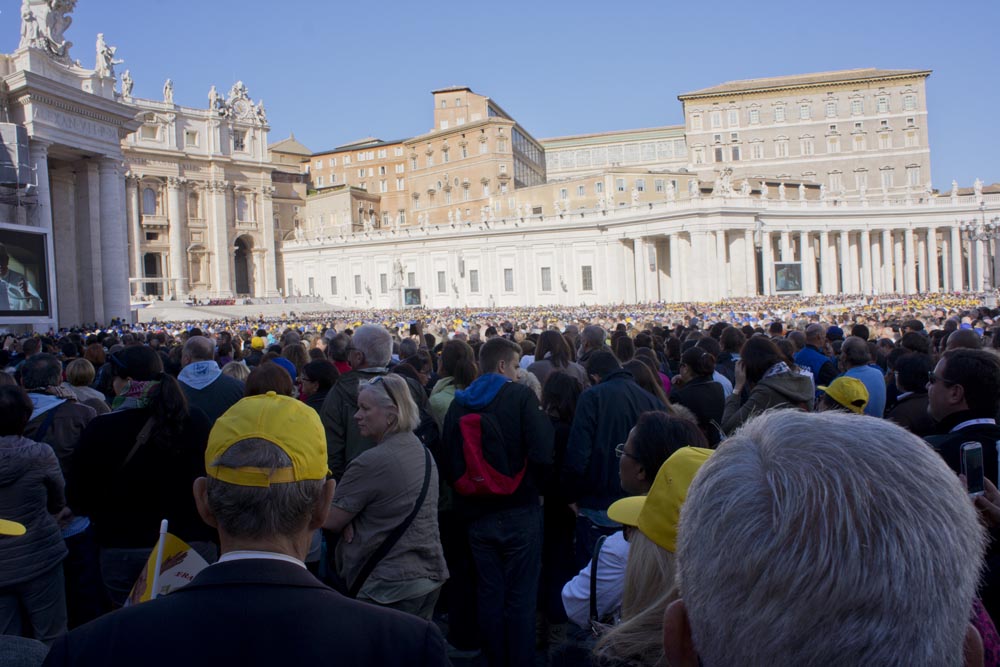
[774,263,802,293]
[964,444,985,495]
[0,227,49,317]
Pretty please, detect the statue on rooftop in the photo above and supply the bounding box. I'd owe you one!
[120,69,133,98]
[20,0,77,61]
[163,78,174,104]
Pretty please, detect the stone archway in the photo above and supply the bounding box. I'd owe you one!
[233,235,254,296]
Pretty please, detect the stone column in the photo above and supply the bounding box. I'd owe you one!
[927,227,939,292]
[799,231,814,295]
[881,229,894,293]
[974,238,986,291]
[819,230,832,294]
[950,225,963,291]
[893,232,905,294]
[27,140,59,327]
[49,168,79,327]
[760,230,773,295]
[167,177,188,299]
[916,232,927,293]
[744,229,757,297]
[208,180,232,296]
[859,229,873,295]
[633,236,646,303]
[903,228,917,294]
[715,230,728,298]
[260,185,279,297]
[837,231,849,293]
[125,175,142,297]
[99,158,130,322]
[941,233,951,291]
[669,234,681,302]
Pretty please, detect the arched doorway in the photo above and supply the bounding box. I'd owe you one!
[143,253,162,297]
[234,236,254,296]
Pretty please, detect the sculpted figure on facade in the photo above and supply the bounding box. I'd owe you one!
[631,187,639,205]
[951,180,959,199]
[778,182,786,201]
[120,69,133,98]
[759,180,768,200]
[665,180,676,202]
[975,178,984,201]
[95,33,121,80]
[689,178,699,199]
[255,100,267,125]
[740,179,750,197]
[163,78,174,104]
[819,184,827,201]
[447,209,454,224]
[208,85,222,113]
[20,0,76,61]
[798,183,806,201]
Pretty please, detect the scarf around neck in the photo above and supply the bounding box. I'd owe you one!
[112,380,160,411]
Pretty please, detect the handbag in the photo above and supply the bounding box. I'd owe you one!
[343,446,433,598]
[551,534,613,666]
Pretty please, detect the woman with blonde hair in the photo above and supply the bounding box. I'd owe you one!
[323,374,448,619]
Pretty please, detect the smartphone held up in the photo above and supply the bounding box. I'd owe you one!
[961,441,985,498]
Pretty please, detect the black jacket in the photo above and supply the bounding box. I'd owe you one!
[885,392,935,437]
[42,559,447,667]
[670,375,725,446]
[925,411,1000,485]
[179,374,244,425]
[442,375,554,520]
[561,370,666,510]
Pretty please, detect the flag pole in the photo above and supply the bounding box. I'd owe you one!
[149,519,169,600]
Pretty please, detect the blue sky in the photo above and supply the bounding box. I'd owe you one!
[3,0,997,189]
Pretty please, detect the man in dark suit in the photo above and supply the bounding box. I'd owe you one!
[43,392,447,667]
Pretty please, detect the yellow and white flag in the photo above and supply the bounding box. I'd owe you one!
[125,520,209,607]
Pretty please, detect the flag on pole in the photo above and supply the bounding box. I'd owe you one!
[125,520,209,607]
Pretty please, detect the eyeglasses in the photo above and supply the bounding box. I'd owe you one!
[615,443,639,461]
[927,371,957,387]
[368,376,398,407]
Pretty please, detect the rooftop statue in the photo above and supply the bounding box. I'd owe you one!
[20,0,77,62]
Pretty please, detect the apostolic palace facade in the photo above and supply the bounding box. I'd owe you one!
[0,3,997,329]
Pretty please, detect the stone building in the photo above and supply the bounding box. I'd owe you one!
[122,80,285,300]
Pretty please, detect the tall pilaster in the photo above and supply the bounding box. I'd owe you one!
[208,180,232,296]
[838,231,850,293]
[669,234,681,302]
[715,230,728,298]
[893,232,904,294]
[126,174,142,297]
[799,231,815,295]
[28,140,58,327]
[760,230,772,295]
[633,237,646,303]
[916,232,927,293]
[819,230,832,295]
[743,229,757,297]
[780,231,792,262]
[99,158,130,322]
[167,177,188,299]
[260,185,279,296]
[882,229,894,293]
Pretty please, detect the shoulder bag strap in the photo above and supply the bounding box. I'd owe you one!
[119,417,156,471]
[32,404,60,442]
[589,534,609,624]
[348,446,432,598]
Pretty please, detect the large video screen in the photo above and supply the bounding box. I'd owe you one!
[774,262,803,293]
[0,225,50,317]
[403,287,422,306]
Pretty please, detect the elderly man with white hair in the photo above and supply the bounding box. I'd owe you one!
[663,410,989,667]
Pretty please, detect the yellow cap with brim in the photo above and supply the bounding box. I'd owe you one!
[0,519,26,536]
[206,392,330,488]
[607,446,713,553]
[251,336,266,350]
[818,376,869,414]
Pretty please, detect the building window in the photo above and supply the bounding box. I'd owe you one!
[654,179,665,193]
[343,155,351,165]
[469,269,479,292]
[904,131,918,148]
[482,183,490,198]
[877,96,889,113]
[855,171,867,191]
[140,124,159,141]
[407,272,416,288]
[461,145,468,159]
[577,185,585,196]
[775,140,789,158]
[710,110,722,129]
[799,104,810,120]
[748,108,760,124]
[827,136,841,153]
[693,147,706,164]
[503,268,514,292]
[379,273,388,294]
[540,267,552,292]
[315,175,323,187]
[233,130,247,152]
[185,130,198,147]
[616,178,625,192]
[379,180,388,193]
[581,265,594,291]
[691,114,703,130]
[751,142,764,160]
[774,105,786,122]
[396,178,405,191]
[878,133,891,150]
[329,157,337,167]
[442,149,449,163]
[142,187,158,215]
[907,165,921,186]
[437,271,446,293]
[825,101,837,117]
[378,166,386,176]
[903,94,917,111]
[829,172,843,192]
[394,147,403,157]
[853,135,865,151]
[354,275,361,295]
[330,276,337,295]
[377,149,387,159]
[595,181,604,194]
[881,169,894,191]
[850,98,863,115]
[800,138,814,155]
[479,140,488,155]
[559,188,568,199]
[426,154,434,167]
[727,109,739,127]
[357,168,365,178]
[497,139,508,152]
[714,147,725,162]
[731,146,741,161]
[636,179,646,192]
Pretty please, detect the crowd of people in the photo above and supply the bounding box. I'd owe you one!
[0,290,999,666]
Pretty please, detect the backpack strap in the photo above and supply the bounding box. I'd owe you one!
[119,417,156,471]
[589,534,609,624]
[348,446,432,598]
[32,405,60,442]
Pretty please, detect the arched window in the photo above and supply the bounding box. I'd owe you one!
[142,187,157,215]
[188,192,200,218]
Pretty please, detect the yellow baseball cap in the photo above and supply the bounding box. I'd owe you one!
[251,336,266,350]
[206,392,330,488]
[0,519,26,536]
[818,376,869,414]
[607,447,713,553]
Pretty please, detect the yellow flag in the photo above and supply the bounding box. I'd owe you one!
[125,532,209,606]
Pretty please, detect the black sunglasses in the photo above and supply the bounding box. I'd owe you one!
[927,371,956,386]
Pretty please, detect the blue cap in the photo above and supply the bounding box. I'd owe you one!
[271,357,297,381]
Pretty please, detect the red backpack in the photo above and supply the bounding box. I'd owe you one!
[452,385,526,496]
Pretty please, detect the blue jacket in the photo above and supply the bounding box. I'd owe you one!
[561,369,666,510]
[794,345,837,396]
